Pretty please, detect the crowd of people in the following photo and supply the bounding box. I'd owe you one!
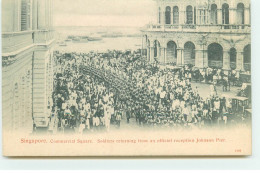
[48,49,251,134]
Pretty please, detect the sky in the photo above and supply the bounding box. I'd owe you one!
[53,0,156,27]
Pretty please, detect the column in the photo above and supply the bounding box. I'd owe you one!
[162,10,165,25]
[150,47,154,63]
[164,48,167,64]
[157,44,160,59]
[38,0,46,29]
[236,51,244,71]
[196,44,208,68]
[171,11,173,24]
[177,48,183,65]
[230,8,236,25]
[147,47,150,61]
[217,9,222,24]
[13,0,20,31]
[244,6,250,25]
[180,6,185,25]
[158,11,161,24]
[204,50,208,68]
[160,47,165,64]
[223,50,231,70]
[195,49,203,68]
[32,0,38,30]
[46,0,50,29]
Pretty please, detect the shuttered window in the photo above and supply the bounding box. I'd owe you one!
[21,0,31,31]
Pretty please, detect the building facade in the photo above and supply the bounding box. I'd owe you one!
[2,0,55,133]
[141,0,251,71]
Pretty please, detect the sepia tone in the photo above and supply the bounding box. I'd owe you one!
[2,0,251,156]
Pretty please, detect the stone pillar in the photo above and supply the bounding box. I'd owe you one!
[244,7,250,25]
[158,47,164,64]
[236,51,244,71]
[203,50,208,68]
[157,45,160,59]
[170,11,173,24]
[162,10,165,25]
[179,6,185,25]
[195,48,208,68]
[32,0,38,30]
[150,47,154,63]
[195,49,203,68]
[217,9,222,24]
[147,47,150,62]
[38,0,46,29]
[177,48,183,65]
[229,8,236,25]
[14,0,20,31]
[164,48,167,64]
[223,50,231,70]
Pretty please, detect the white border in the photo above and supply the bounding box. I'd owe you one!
[0,0,260,170]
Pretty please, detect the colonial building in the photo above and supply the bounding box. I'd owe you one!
[141,0,251,71]
[2,0,55,133]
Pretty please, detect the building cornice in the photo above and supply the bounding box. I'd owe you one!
[2,39,55,57]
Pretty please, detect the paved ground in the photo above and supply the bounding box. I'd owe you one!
[191,82,240,99]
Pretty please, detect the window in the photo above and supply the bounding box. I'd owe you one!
[237,3,245,24]
[222,3,229,24]
[186,6,193,24]
[165,6,171,24]
[210,4,218,24]
[21,0,31,31]
[173,6,179,24]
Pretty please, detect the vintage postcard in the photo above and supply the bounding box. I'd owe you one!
[2,0,251,156]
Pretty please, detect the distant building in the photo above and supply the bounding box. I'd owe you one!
[141,0,251,71]
[2,0,55,133]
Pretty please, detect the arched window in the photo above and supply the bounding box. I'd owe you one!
[186,6,193,24]
[173,6,179,24]
[237,3,245,24]
[21,0,31,31]
[210,4,218,24]
[165,6,171,24]
[222,3,229,24]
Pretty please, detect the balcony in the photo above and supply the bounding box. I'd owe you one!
[33,29,55,45]
[142,24,251,33]
[2,31,34,55]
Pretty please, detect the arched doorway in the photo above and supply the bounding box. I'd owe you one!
[208,43,223,68]
[186,5,193,24]
[184,42,195,65]
[222,3,229,28]
[243,44,251,71]
[165,6,171,24]
[173,6,179,24]
[210,4,218,24]
[237,3,245,25]
[230,48,237,69]
[167,41,177,64]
